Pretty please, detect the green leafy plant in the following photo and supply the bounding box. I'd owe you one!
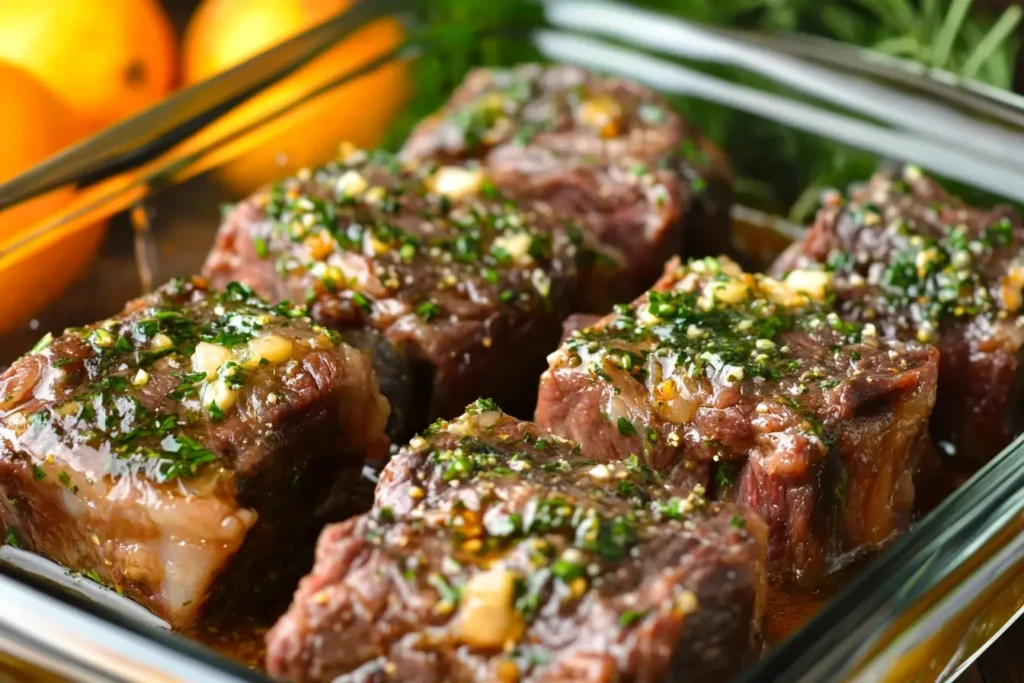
[389,0,1022,220]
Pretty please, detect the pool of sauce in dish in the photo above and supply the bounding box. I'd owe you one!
[188,617,271,670]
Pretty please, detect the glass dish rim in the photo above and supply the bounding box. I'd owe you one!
[3,2,1024,681]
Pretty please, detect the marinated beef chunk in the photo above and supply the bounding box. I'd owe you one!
[773,166,1024,461]
[401,63,734,310]
[266,402,766,683]
[0,277,390,628]
[536,256,939,578]
[203,149,582,436]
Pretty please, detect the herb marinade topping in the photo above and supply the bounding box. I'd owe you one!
[255,148,581,323]
[360,400,749,669]
[413,63,723,200]
[4,278,338,484]
[550,256,874,456]
[442,64,672,149]
[814,166,1024,342]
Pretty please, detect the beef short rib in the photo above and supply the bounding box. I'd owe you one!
[266,401,766,683]
[773,166,1024,461]
[402,63,734,310]
[203,150,582,436]
[0,277,390,627]
[536,256,939,578]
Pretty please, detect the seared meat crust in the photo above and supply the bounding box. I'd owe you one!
[773,166,1024,460]
[402,64,734,310]
[0,277,390,627]
[266,403,766,683]
[204,150,582,435]
[537,256,938,578]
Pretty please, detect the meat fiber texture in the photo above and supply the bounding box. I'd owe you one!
[401,63,734,311]
[773,165,1024,461]
[0,277,390,628]
[536,256,939,579]
[203,149,582,438]
[266,402,766,683]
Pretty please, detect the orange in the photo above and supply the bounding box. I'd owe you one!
[0,62,80,243]
[0,61,107,331]
[183,0,410,195]
[0,0,177,133]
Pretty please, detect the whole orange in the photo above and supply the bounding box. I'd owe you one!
[183,0,410,195]
[0,0,177,133]
[0,62,80,242]
[0,62,107,331]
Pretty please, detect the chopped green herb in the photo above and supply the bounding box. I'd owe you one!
[552,558,585,582]
[58,471,76,493]
[469,397,499,414]
[253,236,269,259]
[715,466,732,489]
[169,372,206,401]
[618,610,646,627]
[30,332,53,354]
[351,292,372,313]
[628,163,649,177]
[427,572,461,606]
[416,301,441,322]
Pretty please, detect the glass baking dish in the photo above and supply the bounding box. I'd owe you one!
[4,1,1024,680]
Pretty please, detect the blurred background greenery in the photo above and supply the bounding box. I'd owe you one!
[0,0,1020,338]
[5,0,1024,226]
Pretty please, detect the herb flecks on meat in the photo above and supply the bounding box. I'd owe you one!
[386,404,713,634]
[406,64,671,154]
[8,278,339,484]
[204,145,583,429]
[259,149,577,321]
[538,255,940,577]
[397,63,730,312]
[0,276,391,630]
[814,166,1024,343]
[773,165,1024,461]
[553,256,847,452]
[266,404,765,682]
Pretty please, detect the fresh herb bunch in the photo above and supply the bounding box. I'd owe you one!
[388,0,1021,221]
